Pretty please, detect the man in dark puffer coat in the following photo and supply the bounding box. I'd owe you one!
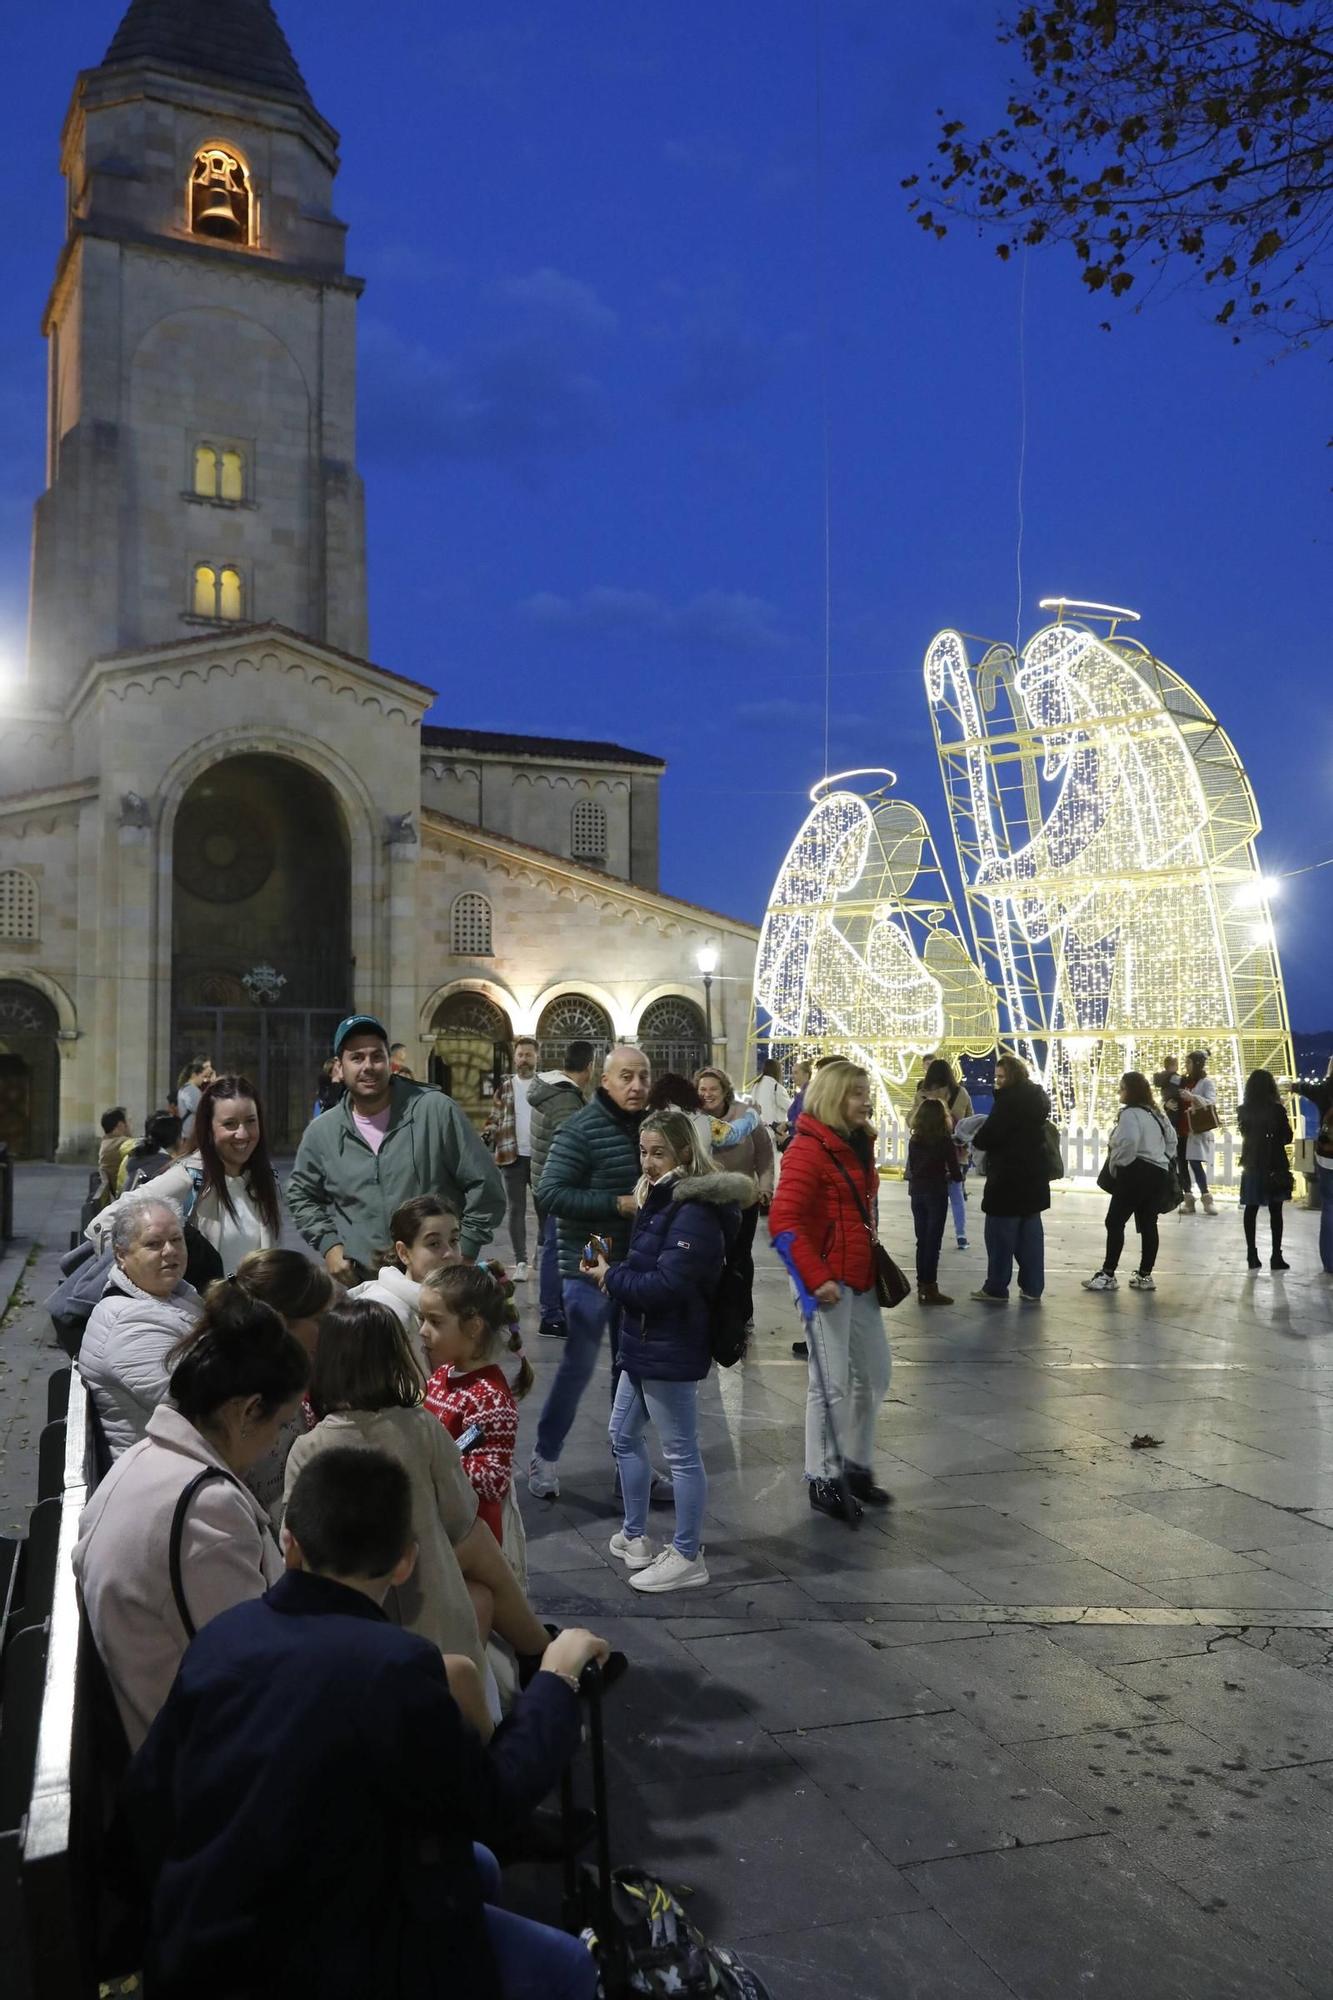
[528,1045,650,1498]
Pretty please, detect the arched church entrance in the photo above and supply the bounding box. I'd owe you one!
[637,996,708,1080]
[171,754,351,1151]
[536,994,614,1073]
[429,992,512,1128]
[0,982,60,1159]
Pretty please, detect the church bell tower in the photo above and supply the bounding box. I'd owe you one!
[28,0,369,705]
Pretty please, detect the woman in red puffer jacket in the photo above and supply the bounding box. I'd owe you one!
[767,1059,892,1522]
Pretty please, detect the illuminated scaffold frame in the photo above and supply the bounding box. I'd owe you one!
[924,602,1294,1170]
[749,769,997,1126]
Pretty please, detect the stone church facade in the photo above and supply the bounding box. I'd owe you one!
[0,0,756,1157]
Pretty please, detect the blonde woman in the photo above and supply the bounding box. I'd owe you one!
[767,1060,893,1522]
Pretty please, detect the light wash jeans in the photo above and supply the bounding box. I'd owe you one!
[534,1278,614,1463]
[610,1372,707,1559]
[948,1173,968,1241]
[1319,1165,1333,1274]
[804,1284,891,1480]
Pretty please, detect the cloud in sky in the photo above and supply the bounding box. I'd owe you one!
[358,320,610,469]
[495,266,619,333]
[518,585,790,654]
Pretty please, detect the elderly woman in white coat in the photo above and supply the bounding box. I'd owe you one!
[73,1283,309,1750]
[78,1195,202,1456]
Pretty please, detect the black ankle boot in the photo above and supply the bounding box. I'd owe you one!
[1271,1254,1290,1271]
[844,1465,893,1507]
[808,1477,862,1522]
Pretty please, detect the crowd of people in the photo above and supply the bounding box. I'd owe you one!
[65,1015,1331,1994]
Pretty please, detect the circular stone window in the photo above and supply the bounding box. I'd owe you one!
[174,801,275,904]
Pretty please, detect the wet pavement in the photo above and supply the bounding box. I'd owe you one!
[4,1165,1332,1993]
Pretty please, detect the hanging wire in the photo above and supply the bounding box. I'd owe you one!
[1014,245,1030,660]
[814,0,832,782]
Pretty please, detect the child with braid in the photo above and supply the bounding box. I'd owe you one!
[420,1264,533,1587]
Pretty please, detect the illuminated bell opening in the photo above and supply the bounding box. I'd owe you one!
[195,186,243,239]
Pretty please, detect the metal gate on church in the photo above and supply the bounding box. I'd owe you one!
[172,1008,345,1155]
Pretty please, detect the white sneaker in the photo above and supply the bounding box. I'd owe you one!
[609,1531,659,1570]
[512,1261,529,1280]
[1128,1272,1156,1291]
[629,1545,710,1594]
[1082,1270,1118,1292]
[527,1453,560,1499]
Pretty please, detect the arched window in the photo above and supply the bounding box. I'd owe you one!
[535,994,613,1071]
[192,563,245,620]
[193,443,246,502]
[451,893,493,956]
[571,800,607,862]
[189,145,253,244]
[0,870,39,941]
[637,996,707,1078]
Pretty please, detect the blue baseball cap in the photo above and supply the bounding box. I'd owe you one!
[333,1013,390,1056]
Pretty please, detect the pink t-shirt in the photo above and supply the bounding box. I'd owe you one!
[351,1103,392,1154]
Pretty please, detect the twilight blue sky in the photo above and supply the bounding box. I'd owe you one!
[4,3,1329,1023]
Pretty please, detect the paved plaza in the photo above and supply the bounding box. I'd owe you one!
[4,1167,1333,1995]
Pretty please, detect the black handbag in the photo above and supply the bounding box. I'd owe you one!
[1096,1160,1117,1195]
[829,1157,911,1309]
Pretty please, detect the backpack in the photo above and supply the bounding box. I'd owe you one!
[1317,1105,1333,1162]
[595,1870,773,1999]
[707,1222,751,1369]
[1041,1122,1064,1180]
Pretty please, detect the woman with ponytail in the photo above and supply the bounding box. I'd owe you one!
[73,1281,309,1749]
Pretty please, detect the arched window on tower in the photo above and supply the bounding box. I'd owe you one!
[571,800,607,863]
[193,443,246,502]
[192,563,245,621]
[451,893,493,957]
[189,146,254,244]
[0,870,39,942]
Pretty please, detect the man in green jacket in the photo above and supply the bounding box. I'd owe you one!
[287,1016,505,1282]
[527,1039,595,1341]
[528,1044,649,1499]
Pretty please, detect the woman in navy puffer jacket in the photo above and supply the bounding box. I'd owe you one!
[586,1109,754,1596]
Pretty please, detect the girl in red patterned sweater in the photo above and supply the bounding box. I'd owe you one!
[420,1264,534,1585]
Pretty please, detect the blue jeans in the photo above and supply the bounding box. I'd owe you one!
[910,1188,949,1285]
[537,1211,564,1322]
[474,1846,598,1999]
[535,1279,614,1462]
[609,1372,706,1559]
[983,1212,1045,1297]
[1319,1165,1333,1274]
[948,1173,967,1240]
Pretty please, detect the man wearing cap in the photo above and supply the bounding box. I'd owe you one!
[288,1016,505,1283]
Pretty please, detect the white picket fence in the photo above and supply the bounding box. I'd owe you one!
[876,1119,1253,1191]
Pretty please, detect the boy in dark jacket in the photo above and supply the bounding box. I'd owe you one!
[527,1039,595,1340]
[530,1044,649,1498]
[969,1053,1053,1304]
[125,1447,606,2000]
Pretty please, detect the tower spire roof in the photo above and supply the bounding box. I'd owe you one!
[101,0,311,102]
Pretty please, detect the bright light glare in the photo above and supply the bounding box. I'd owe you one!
[696,946,719,975]
[1233,875,1282,908]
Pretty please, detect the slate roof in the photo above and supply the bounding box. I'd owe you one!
[101,0,310,101]
[420,726,665,771]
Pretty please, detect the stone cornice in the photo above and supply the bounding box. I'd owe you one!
[66,626,432,726]
[421,809,758,939]
[0,778,99,825]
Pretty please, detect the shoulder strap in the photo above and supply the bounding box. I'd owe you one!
[180,1167,206,1225]
[828,1152,875,1238]
[169,1466,238,1641]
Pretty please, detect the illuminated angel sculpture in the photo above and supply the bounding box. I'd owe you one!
[752,772,996,1116]
[925,604,1293,1130]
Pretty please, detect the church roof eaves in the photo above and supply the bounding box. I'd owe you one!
[422,809,759,937]
[74,623,436,704]
[421,725,665,772]
[100,0,311,105]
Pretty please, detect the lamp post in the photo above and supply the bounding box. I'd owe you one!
[697,945,718,1059]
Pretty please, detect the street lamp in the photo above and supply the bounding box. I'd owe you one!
[697,945,719,1056]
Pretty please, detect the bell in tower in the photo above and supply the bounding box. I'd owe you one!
[189,146,251,242]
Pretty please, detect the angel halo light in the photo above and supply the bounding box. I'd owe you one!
[749,768,996,1117]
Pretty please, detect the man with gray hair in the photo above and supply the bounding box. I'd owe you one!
[529,1044,649,1498]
